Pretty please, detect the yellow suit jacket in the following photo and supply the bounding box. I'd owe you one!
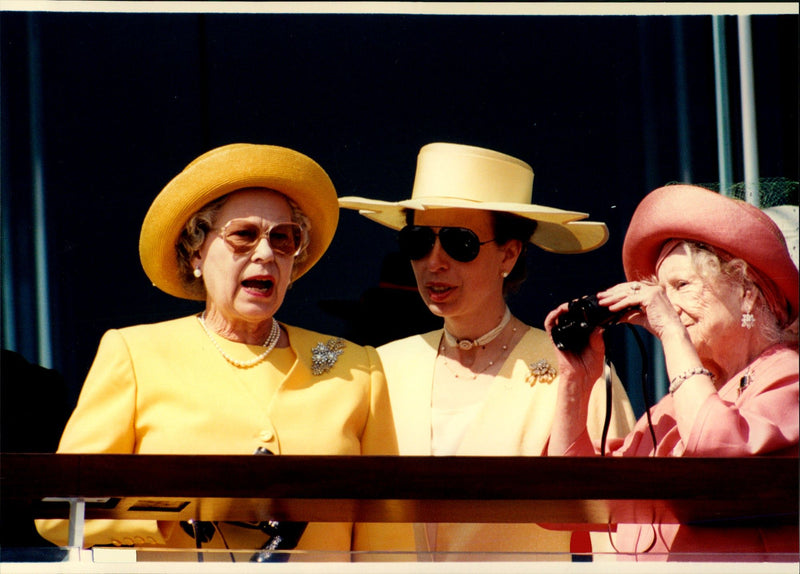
[377,327,637,558]
[36,315,409,557]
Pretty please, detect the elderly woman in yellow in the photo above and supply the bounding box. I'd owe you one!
[36,144,404,560]
[339,142,637,560]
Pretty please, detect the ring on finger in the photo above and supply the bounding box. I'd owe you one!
[630,283,641,293]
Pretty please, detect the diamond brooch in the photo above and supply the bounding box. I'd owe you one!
[311,338,346,375]
[526,359,557,385]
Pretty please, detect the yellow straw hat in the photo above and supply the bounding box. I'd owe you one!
[339,142,608,254]
[139,143,338,300]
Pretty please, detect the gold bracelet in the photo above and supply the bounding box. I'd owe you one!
[669,366,714,395]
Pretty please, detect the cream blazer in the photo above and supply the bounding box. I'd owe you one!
[36,315,412,557]
[377,327,637,558]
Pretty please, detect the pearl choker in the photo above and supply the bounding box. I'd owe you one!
[198,312,281,368]
[443,306,512,351]
[439,325,517,380]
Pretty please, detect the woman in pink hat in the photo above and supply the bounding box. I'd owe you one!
[545,184,799,560]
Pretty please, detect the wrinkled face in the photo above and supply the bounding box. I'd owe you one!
[192,189,298,332]
[656,245,745,361]
[409,208,517,322]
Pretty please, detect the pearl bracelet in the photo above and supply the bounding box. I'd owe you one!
[669,366,714,394]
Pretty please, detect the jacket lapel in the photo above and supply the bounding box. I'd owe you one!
[385,331,441,455]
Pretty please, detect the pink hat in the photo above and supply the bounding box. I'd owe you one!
[622,184,799,324]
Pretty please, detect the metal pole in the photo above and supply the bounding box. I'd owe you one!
[738,15,760,206]
[0,163,15,352]
[1,15,16,351]
[67,498,86,549]
[713,16,734,197]
[673,18,692,184]
[27,14,53,367]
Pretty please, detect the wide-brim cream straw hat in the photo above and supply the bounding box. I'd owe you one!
[339,142,609,254]
[140,143,338,301]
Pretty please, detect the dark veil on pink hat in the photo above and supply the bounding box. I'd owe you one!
[622,184,799,325]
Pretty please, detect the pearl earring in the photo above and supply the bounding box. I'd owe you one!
[741,312,755,329]
[501,271,509,278]
[193,267,202,279]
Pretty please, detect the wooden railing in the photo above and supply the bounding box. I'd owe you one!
[2,453,797,527]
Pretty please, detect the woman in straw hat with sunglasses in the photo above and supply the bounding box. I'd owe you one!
[545,184,799,560]
[37,144,408,559]
[340,142,636,559]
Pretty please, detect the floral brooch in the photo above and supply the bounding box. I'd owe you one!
[311,338,346,375]
[526,359,557,385]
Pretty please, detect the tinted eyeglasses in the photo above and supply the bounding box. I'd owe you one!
[217,219,307,257]
[398,225,495,263]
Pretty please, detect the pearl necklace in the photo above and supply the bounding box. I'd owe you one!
[443,306,512,350]
[198,312,281,368]
[439,324,517,380]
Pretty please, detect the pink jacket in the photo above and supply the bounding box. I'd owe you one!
[566,344,799,561]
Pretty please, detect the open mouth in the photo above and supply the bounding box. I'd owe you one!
[427,283,454,299]
[242,278,274,293]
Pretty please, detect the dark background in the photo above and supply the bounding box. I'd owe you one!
[2,10,797,418]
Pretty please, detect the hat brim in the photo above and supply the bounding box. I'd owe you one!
[339,196,609,254]
[140,144,338,300]
[622,184,799,322]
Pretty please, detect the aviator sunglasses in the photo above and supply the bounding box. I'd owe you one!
[216,219,307,257]
[398,225,495,263]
